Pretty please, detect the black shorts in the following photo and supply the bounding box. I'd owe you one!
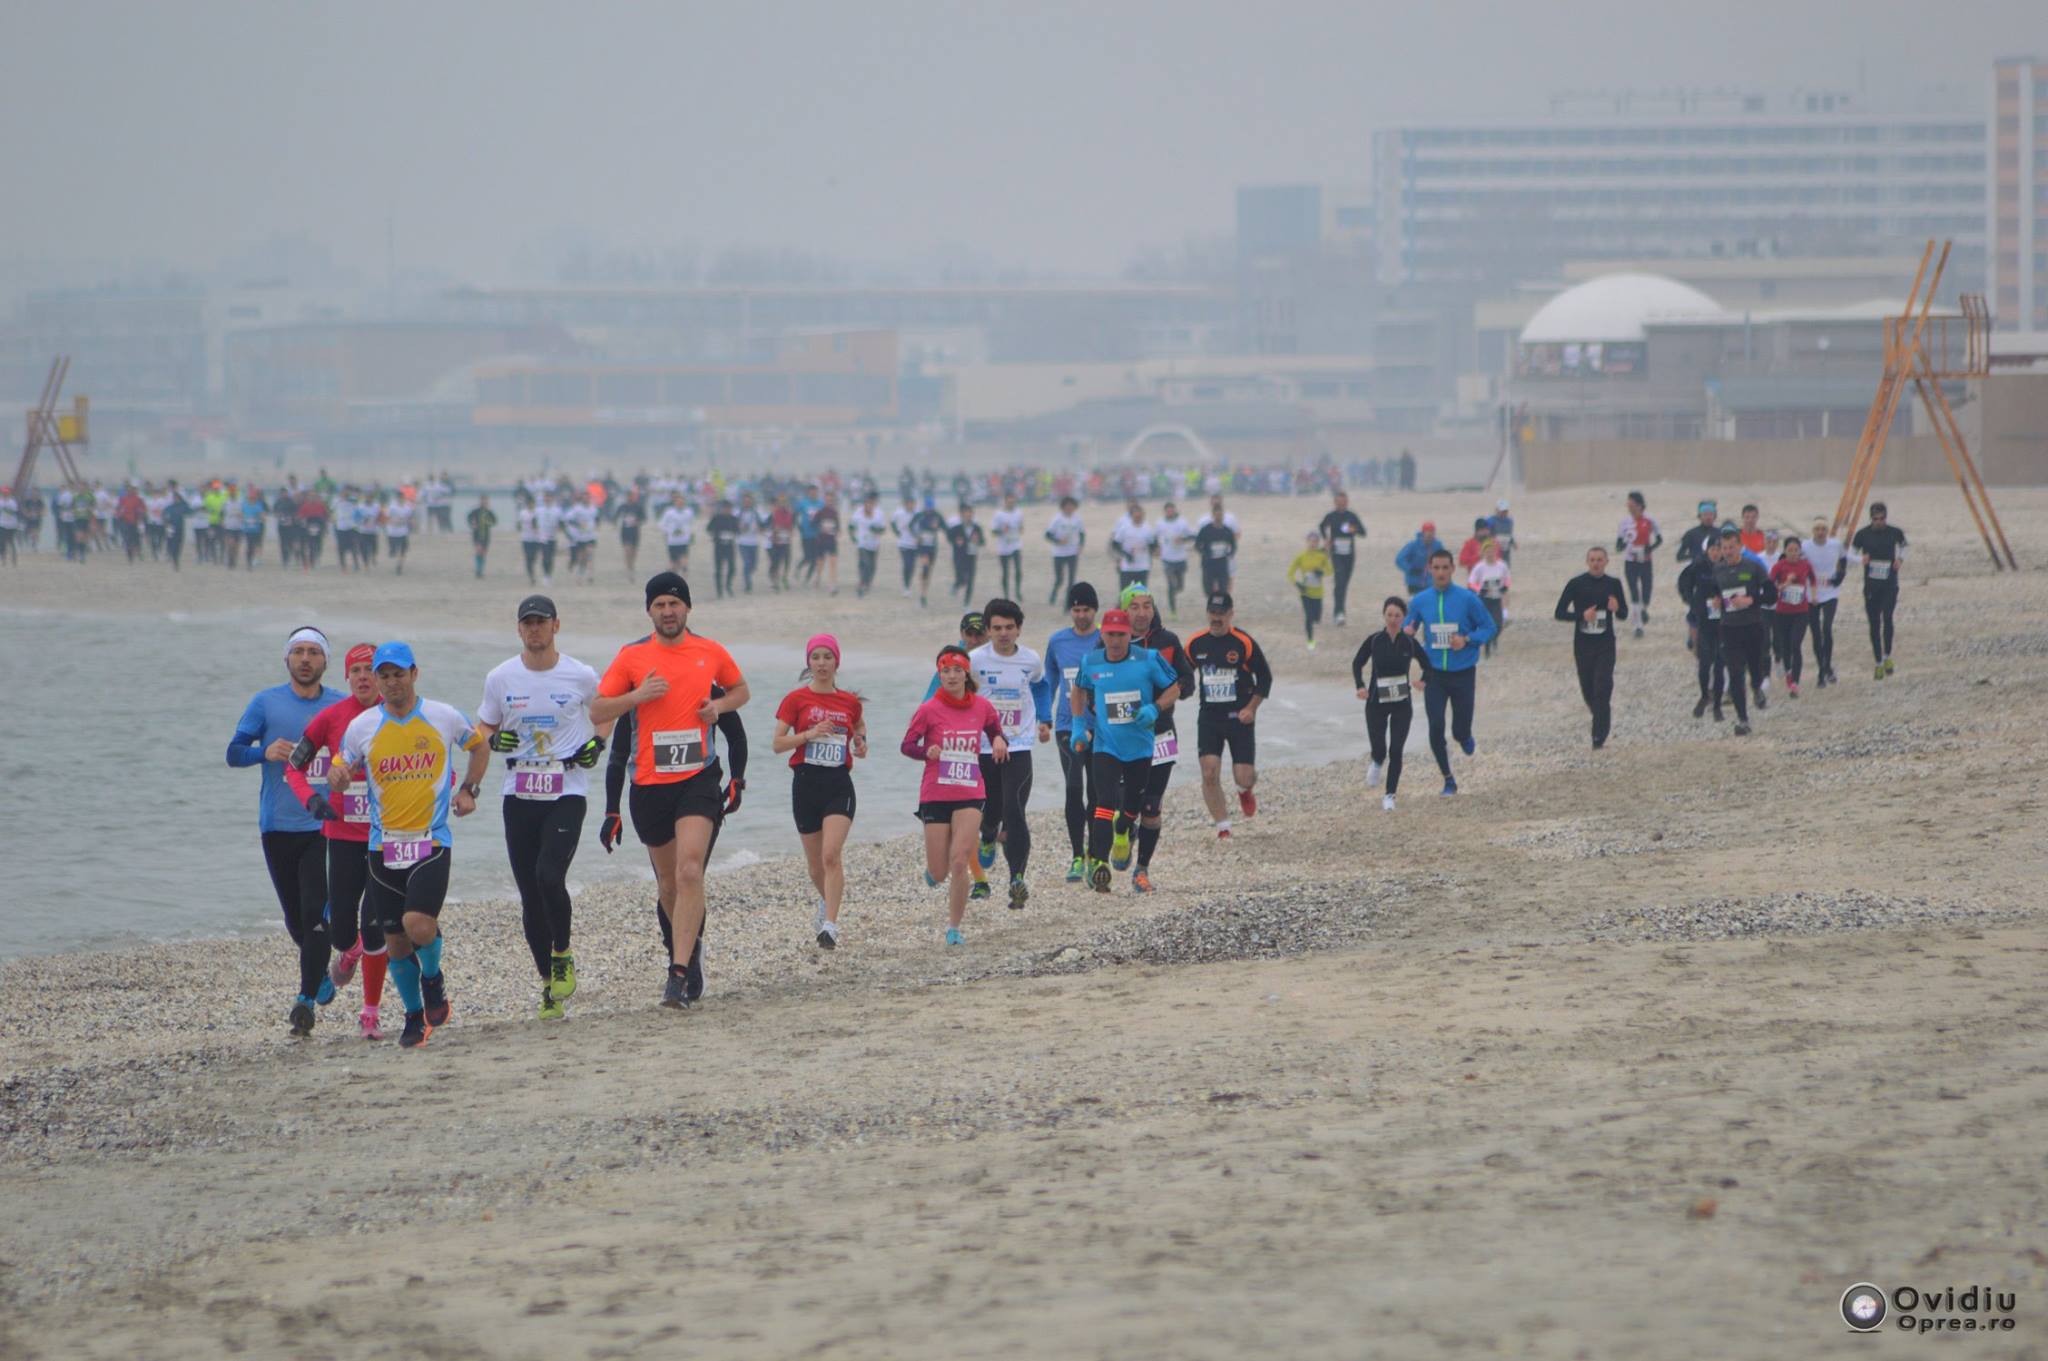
[791,764,857,835]
[629,761,725,847]
[916,798,983,824]
[1197,710,1256,765]
[619,525,640,546]
[818,538,838,556]
[364,843,452,933]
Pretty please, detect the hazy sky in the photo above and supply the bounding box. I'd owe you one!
[6,0,2041,284]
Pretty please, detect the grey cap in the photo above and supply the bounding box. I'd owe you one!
[516,593,558,621]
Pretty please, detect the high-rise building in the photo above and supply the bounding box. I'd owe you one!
[1372,92,1986,293]
[1991,57,2047,330]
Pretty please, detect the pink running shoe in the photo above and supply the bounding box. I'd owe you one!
[329,941,364,989]
[358,1004,383,1040]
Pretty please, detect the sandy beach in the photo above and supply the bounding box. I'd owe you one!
[5,476,2048,1359]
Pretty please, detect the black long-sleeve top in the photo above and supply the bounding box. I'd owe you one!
[1350,628,1428,707]
[1554,571,1629,645]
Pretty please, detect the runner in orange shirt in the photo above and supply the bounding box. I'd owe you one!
[592,571,750,1008]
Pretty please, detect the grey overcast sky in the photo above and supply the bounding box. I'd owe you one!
[5,0,2041,283]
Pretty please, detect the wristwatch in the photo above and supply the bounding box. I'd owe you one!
[461,781,483,798]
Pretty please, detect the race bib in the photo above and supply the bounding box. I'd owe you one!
[988,687,1025,732]
[1062,666,1078,690]
[1105,689,1141,725]
[512,761,565,800]
[381,837,432,870]
[305,751,331,783]
[1301,572,1323,589]
[803,734,847,767]
[917,532,937,548]
[1481,580,1504,599]
[1208,542,1230,559]
[937,735,979,788]
[1332,538,1352,556]
[338,791,370,825]
[1427,622,1460,649]
[1781,584,1806,605]
[1200,668,1235,704]
[1151,728,1179,763]
[1706,599,1723,620]
[1867,560,1892,581]
[1580,611,1609,635]
[1375,675,1411,703]
[652,728,707,775]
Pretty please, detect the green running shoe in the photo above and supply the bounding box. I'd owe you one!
[538,986,564,1021]
[549,951,577,1001]
[1065,855,1085,883]
[976,839,997,871]
[1110,830,1132,872]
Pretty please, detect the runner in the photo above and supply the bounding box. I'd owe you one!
[476,596,607,1021]
[1395,522,1442,595]
[947,502,985,604]
[892,492,920,598]
[1488,500,1517,564]
[1403,549,1496,794]
[332,643,489,1049]
[1044,494,1086,606]
[1706,526,1777,736]
[1738,504,1766,557]
[812,492,842,596]
[1615,491,1662,637]
[1070,609,1178,891]
[563,490,598,583]
[901,645,1007,943]
[849,490,886,598]
[1353,596,1426,811]
[227,627,344,1036]
[1154,500,1193,617]
[1850,501,1907,679]
[0,486,17,565]
[991,492,1026,599]
[1803,518,1846,687]
[659,492,695,572]
[1553,546,1628,749]
[734,491,762,592]
[1286,530,1334,650]
[517,492,545,585]
[466,495,497,579]
[1185,592,1273,838]
[384,493,414,575]
[1677,537,1729,721]
[707,498,741,598]
[910,496,946,606]
[772,635,866,949]
[1123,583,1194,892]
[591,572,750,1008]
[767,493,796,591]
[1769,537,1817,697]
[1466,538,1511,658]
[1193,495,1240,597]
[968,599,1052,908]
[1042,581,1101,883]
[534,491,563,585]
[1318,490,1367,625]
[281,643,389,1037]
[1674,498,1720,568]
[1110,501,1157,595]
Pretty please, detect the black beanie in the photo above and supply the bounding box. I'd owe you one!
[645,571,691,608]
[1067,581,1099,609]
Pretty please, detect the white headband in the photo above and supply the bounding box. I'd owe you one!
[286,627,330,659]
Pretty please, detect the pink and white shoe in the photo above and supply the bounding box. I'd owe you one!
[329,941,364,989]
[358,1005,383,1040]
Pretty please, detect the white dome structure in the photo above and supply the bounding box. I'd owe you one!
[1520,273,1725,344]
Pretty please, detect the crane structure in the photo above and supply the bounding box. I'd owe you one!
[12,356,89,493]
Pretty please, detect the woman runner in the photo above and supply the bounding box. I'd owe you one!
[1353,597,1427,812]
[772,634,867,950]
[901,645,1007,945]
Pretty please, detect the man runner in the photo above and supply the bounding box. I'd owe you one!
[476,595,608,1021]
[1070,608,1178,892]
[1042,581,1101,883]
[332,643,489,1049]
[592,572,750,1008]
[1044,495,1085,605]
[969,598,1053,908]
[1123,583,1194,891]
[1615,490,1662,637]
[1706,526,1777,736]
[1185,592,1273,838]
[1403,549,1496,795]
[1677,537,1729,721]
[991,493,1025,599]
[1850,501,1907,680]
[1553,546,1627,749]
[228,627,344,1036]
[1318,490,1367,626]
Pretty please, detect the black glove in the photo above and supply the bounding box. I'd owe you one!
[599,810,622,853]
[722,778,745,816]
[570,735,606,769]
[305,792,341,822]
[488,729,519,753]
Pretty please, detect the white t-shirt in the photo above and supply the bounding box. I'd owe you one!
[990,508,1024,555]
[534,504,565,541]
[517,507,541,542]
[1467,559,1511,599]
[735,507,764,548]
[0,495,18,530]
[476,654,601,799]
[659,505,694,547]
[850,506,886,552]
[385,502,414,538]
[1155,516,1193,564]
[1045,511,1084,558]
[1803,538,1845,604]
[891,506,918,550]
[565,503,598,543]
[969,642,1046,754]
[1111,517,1157,572]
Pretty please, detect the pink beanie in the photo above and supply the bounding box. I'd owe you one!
[805,633,841,664]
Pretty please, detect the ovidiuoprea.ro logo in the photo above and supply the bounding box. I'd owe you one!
[1842,1282,2018,1333]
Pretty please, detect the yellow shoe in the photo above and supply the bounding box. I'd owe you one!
[538,986,565,1021]
[549,950,577,1000]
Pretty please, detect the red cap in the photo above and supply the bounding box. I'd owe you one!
[1100,609,1133,633]
[1421,520,1436,532]
[344,643,376,671]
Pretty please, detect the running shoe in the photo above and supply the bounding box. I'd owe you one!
[289,998,315,1038]
[359,1005,382,1040]
[1008,875,1029,910]
[661,970,693,1009]
[684,935,705,1001]
[1440,778,1458,797]
[970,877,992,901]
[1733,722,1751,737]
[1089,860,1112,893]
[1216,825,1231,840]
[1874,663,1886,681]
[977,839,997,871]
[1712,702,1725,722]
[1306,639,1316,652]
[1754,690,1768,711]
[314,976,336,1007]
[1333,613,1345,626]
[1065,855,1085,883]
[1131,868,1154,894]
[422,974,450,1027]
[1692,697,1708,719]
[1110,829,1132,871]
[1633,624,1643,639]
[1238,788,1258,818]
[1458,737,1476,757]
[329,940,364,989]
[1381,794,1395,812]
[1366,761,1383,787]
[549,951,577,1001]
[1884,658,1895,676]
[538,986,564,1022]
[399,1010,432,1048]
[923,869,942,888]
[817,920,840,950]
[945,927,965,947]
[1787,681,1800,698]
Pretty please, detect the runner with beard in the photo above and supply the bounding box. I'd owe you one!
[1041,581,1101,883]
[1677,537,1729,721]
[1122,583,1194,892]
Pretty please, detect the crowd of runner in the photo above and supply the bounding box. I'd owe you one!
[218,477,1912,1045]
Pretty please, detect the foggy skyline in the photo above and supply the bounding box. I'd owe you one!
[6,0,2043,288]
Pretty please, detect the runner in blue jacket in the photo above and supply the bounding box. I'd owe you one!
[1395,523,1444,594]
[1402,549,1496,796]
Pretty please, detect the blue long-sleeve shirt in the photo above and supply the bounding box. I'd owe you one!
[1403,584,1496,673]
[1042,625,1102,735]
[1395,535,1442,593]
[228,682,344,833]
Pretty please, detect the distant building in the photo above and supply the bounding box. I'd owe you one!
[1991,56,2047,330]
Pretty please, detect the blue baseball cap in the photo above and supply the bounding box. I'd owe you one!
[371,641,417,671]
